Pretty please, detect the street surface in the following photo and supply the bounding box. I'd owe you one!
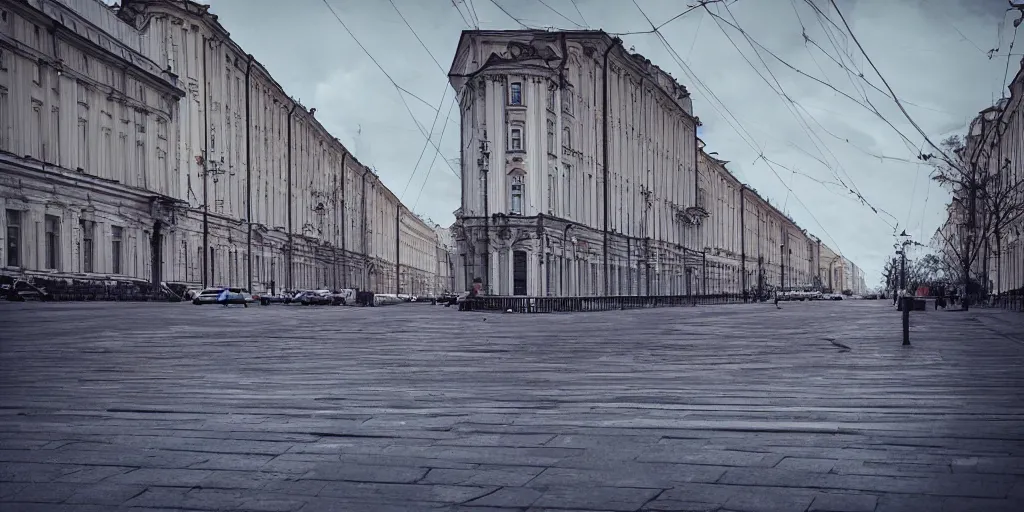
[1,301,1022,511]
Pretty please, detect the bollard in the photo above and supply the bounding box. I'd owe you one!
[902,297,911,346]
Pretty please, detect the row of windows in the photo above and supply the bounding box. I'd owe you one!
[506,80,576,115]
[4,210,123,273]
[507,122,576,154]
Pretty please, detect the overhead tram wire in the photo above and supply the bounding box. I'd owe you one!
[569,0,589,28]
[717,0,879,206]
[389,0,447,74]
[395,84,460,130]
[389,0,455,200]
[413,93,460,210]
[713,3,911,224]
[705,5,930,222]
[401,86,449,201]
[319,0,461,180]
[629,0,848,257]
[709,4,847,178]
[465,0,481,28]
[538,0,583,28]
[701,9,921,164]
[488,0,532,29]
[707,3,869,208]
[451,0,473,28]
[822,0,954,163]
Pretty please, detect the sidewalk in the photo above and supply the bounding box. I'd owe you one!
[967,307,1024,344]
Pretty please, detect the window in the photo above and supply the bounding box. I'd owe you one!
[563,164,572,217]
[563,126,571,149]
[509,82,522,105]
[78,118,88,169]
[509,128,522,151]
[546,120,555,153]
[510,174,524,215]
[563,89,574,115]
[5,209,20,267]
[111,226,123,274]
[548,172,556,212]
[45,215,60,270]
[32,62,40,85]
[80,220,94,272]
[30,101,42,158]
[547,87,555,111]
[0,87,8,151]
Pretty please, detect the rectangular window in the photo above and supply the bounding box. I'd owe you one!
[31,62,40,85]
[546,120,555,153]
[136,140,146,188]
[563,90,574,115]
[0,88,8,151]
[563,163,572,218]
[80,219,94,272]
[510,175,524,215]
[510,82,522,105]
[548,173,556,212]
[111,226,123,274]
[48,106,59,163]
[30,101,42,158]
[509,128,522,151]
[45,214,60,270]
[547,88,555,111]
[78,119,88,169]
[5,209,20,267]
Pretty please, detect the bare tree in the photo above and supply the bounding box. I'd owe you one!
[930,133,1024,309]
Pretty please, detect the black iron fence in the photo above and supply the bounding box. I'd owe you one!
[988,290,1024,312]
[1,274,180,302]
[462,293,747,313]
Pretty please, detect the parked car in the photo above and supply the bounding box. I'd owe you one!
[258,293,288,306]
[372,294,404,306]
[297,290,333,306]
[193,287,254,305]
[331,289,356,306]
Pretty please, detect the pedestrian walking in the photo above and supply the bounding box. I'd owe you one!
[774,290,781,309]
[217,288,230,307]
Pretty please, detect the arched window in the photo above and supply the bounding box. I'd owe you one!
[562,126,571,149]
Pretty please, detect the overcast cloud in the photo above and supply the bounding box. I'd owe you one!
[183,0,1018,286]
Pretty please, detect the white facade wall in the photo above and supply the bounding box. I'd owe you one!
[1,0,182,286]
[976,60,1024,296]
[1,0,447,296]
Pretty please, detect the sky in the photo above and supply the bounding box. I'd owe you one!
[150,0,1021,287]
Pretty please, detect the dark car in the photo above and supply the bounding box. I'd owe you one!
[298,290,332,306]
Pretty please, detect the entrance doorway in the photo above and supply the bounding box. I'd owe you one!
[513,250,528,296]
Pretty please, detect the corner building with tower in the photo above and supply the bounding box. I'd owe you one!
[448,30,860,298]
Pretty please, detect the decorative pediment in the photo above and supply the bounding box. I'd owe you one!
[483,40,561,69]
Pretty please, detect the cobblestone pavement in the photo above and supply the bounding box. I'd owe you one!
[1,301,1022,511]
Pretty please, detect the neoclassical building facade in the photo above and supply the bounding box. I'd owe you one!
[448,30,858,297]
[0,0,447,297]
[449,30,703,297]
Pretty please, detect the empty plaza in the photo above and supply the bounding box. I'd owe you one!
[1,301,1022,511]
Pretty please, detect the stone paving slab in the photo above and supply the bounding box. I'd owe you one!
[0,300,1022,511]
